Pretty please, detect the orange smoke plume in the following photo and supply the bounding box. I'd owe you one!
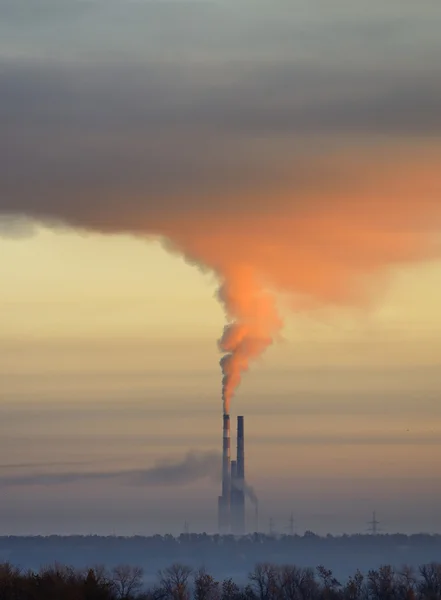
[1,9,441,413]
[152,149,441,410]
[217,267,282,413]
[2,141,441,411]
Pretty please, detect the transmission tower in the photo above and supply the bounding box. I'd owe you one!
[367,511,380,535]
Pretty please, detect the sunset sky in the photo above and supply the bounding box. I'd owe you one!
[1,0,441,536]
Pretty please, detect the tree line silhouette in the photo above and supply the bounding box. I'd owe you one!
[1,560,441,600]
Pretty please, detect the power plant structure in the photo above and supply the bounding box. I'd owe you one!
[218,414,246,534]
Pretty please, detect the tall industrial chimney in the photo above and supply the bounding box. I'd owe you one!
[230,416,245,534]
[231,460,237,482]
[236,415,245,533]
[218,413,231,533]
[237,416,245,481]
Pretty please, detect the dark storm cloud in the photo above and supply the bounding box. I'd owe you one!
[0,451,220,488]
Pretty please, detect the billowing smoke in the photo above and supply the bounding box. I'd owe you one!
[130,451,221,486]
[218,269,282,414]
[1,4,441,413]
[0,451,221,488]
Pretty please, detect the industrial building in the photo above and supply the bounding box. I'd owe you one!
[218,414,246,534]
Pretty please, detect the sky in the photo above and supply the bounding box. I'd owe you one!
[1,0,441,536]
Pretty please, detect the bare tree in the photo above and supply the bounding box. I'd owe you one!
[316,566,341,599]
[194,568,220,600]
[368,565,396,600]
[277,565,318,600]
[249,563,279,600]
[111,564,144,599]
[342,570,366,600]
[419,563,441,600]
[0,562,23,600]
[396,565,417,600]
[158,563,193,600]
[221,577,241,600]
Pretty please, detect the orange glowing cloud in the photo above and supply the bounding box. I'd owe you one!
[1,49,441,409]
[133,149,440,409]
[2,147,441,411]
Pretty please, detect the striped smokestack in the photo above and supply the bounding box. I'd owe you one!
[222,413,231,499]
[218,412,231,533]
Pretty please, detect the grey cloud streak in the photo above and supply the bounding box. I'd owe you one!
[1,0,441,229]
[3,61,440,136]
[2,0,441,332]
[1,57,441,228]
[0,451,221,488]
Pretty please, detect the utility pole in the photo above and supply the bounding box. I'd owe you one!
[183,521,189,535]
[367,511,380,535]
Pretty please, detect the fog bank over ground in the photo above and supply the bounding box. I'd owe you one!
[1,535,441,583]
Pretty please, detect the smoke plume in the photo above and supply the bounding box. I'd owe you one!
[0,452,221,488]
[1,1,441,409]
[232,478,258,506]
[218,268,282,413]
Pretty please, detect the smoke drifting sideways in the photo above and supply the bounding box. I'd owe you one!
[0,452,221,488]
[2,50,441,410]
[3,159,441,412]
[102,180,441,413]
